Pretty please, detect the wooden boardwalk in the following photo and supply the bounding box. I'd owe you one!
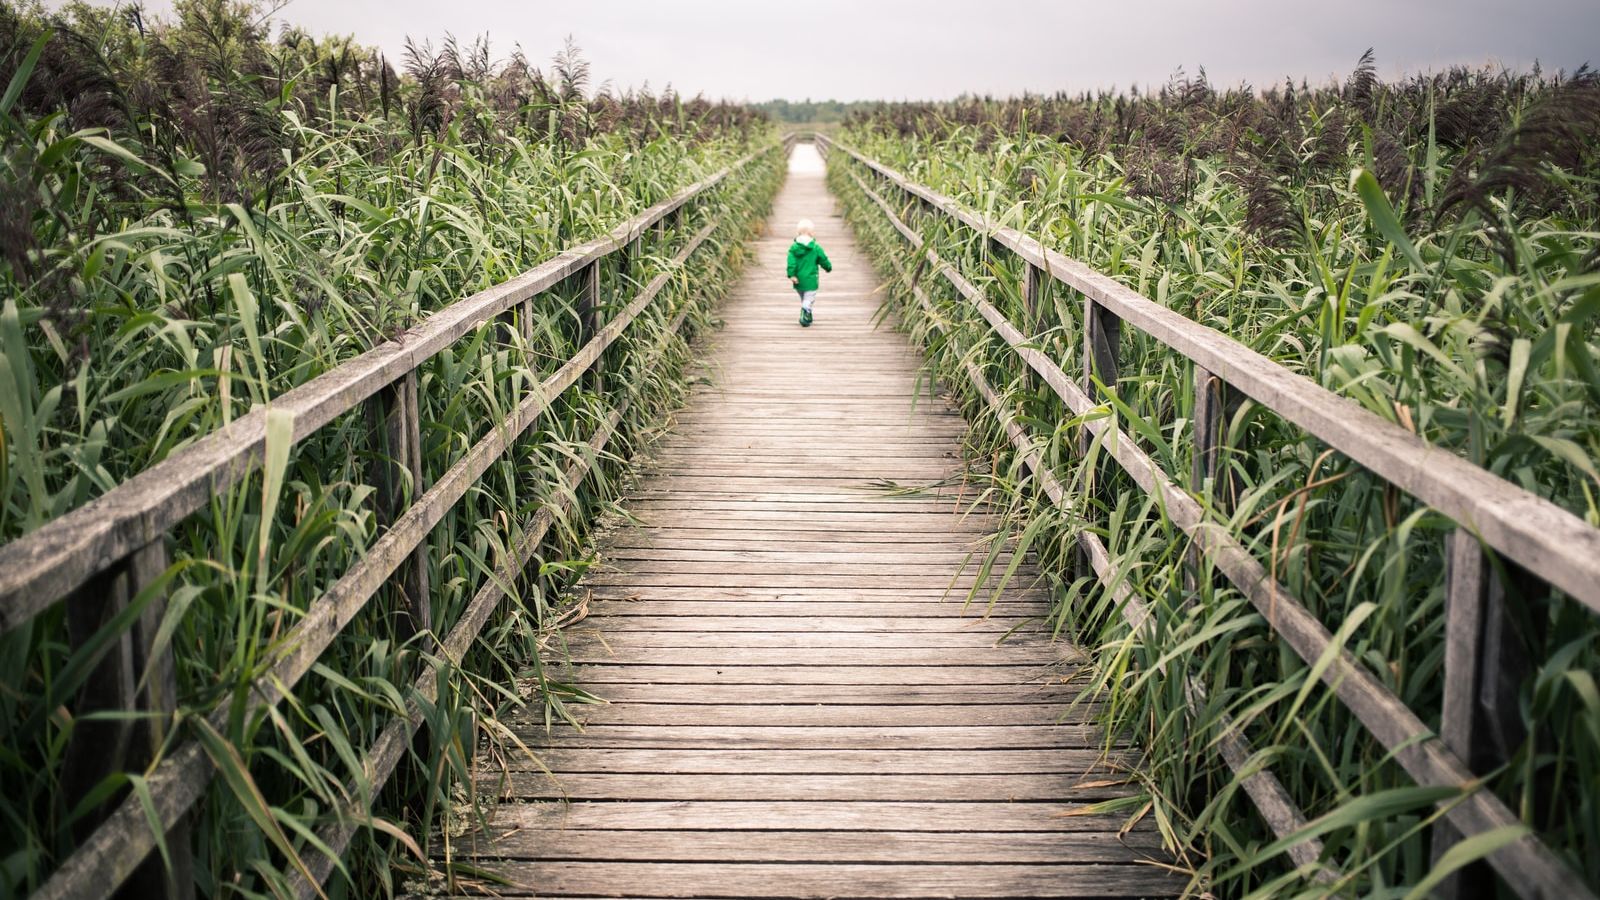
[443,145,1182,898]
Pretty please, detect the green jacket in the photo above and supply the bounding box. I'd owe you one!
[786,238,832,292]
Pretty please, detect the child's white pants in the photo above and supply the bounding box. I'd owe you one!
[800,290,817,311]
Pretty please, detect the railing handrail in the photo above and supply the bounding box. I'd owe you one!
[820,133,1597,899]
[819,134,1600,619]
[0,142,780,631]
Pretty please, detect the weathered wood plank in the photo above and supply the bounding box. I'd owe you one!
[580,585,1053,601]
[582,601,1040,617]
[582,574,1044,590]
[475,800,1151,833]
[544,703,1087,728]
[459,829,1162,863]
[602,545,1008,560]
[554,683,1086,707]
[444,861,1186,898]
[494,771,1133,802]
[551,664,1079,685]
[501,747,1129,774]
[554,646,1072,666]
[599,534,998,551]
[593,560,1031,578]
[560,631,1053,650]
[519,724,1110,750]
[570,614,1038,631]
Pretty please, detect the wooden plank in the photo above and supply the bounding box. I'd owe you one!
[552,664,1078,685]
[520,725,1109,750]
[445,861,1185,898]
[641,462,963,475]
[544,703,1087,727]
[582,574,1045,590]
[583,601,1042,617]
[493,772,1133,802]
[580,585,1054,601]
[570,614,1038,631]
[554,646,1071,666]
[553,683,1085,706]
[560,632,1054,650]
[620,518,996,536]
[600,530,995,548]
[474,800,1151,833]
[501,747,1129,774]
[671,408,962,420]
[602,547,1012,562]
[460,829,1162,863]
[594,560,1030,577]
[622,489,979,502]
[625,504,992,518]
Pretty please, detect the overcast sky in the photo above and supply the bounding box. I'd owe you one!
[55,0,1600,101]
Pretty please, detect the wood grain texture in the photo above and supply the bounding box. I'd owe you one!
[503,748,1132,774]
[435,862,1186,898]
[446,144,1181,899]
[461,829,1163,862]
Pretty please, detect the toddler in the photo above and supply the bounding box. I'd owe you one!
[786,218,832,327]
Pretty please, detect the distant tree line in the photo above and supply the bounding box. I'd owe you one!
[756,98,877,124]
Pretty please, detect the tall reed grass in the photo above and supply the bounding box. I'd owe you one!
[0,2,779,895]
[831,57,1600,898]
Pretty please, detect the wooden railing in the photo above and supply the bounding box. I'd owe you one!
[818,133,1598,899]
[0,137,789,899]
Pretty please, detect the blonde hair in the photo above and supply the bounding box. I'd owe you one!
[796,218,815,237]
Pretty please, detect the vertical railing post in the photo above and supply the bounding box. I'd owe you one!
[1077,296,1122,577]
[578,259,604,394]
[367,369,431,651]
[519,299,535,345]
[1185,365,1227,590]
[63,539,195,899]
[1082,297,1122,401]
[1080,296,1122,483]
[1432,531,1540,900]
[620,231,641,289]
[1021,262,1042,332]
[1190,366,1226,495]
[1433,529,1491,900]
[1020,261,1043,396]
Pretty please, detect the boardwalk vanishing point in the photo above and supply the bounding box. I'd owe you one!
[439,144,1184,897]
